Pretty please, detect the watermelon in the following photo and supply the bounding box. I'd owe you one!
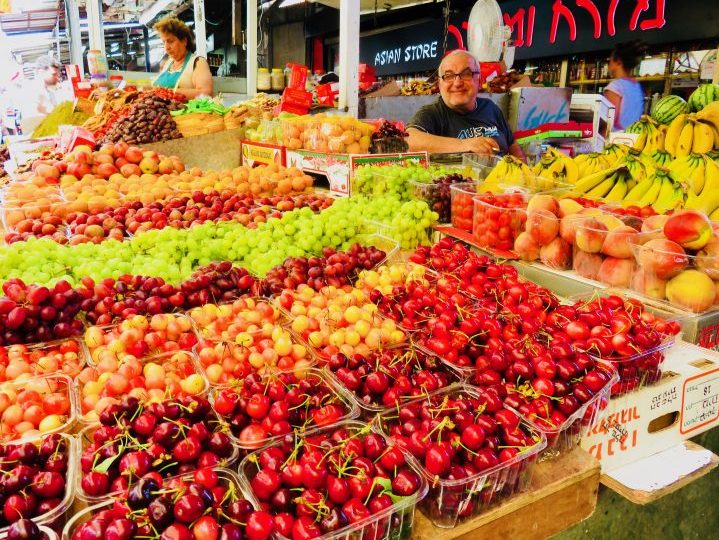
[688,84,719,112]
[651,95,689,124]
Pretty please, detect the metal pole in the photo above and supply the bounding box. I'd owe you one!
[193,0,207,57]
[338,0,359,115]
[143,27,152,72]
[85,0,105,56]
[713,45,719,85]
[247,0,258,95]
[65,0,83,66]
[559,59,568,88]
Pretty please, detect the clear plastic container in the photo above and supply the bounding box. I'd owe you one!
[410,180,452,223]
[570,212,661,284]
[75,349,208,424]
[237,420,428,540]
[321,344,464,418]
[507,361,618,460]
[75,413,239,505]
[186,297,284,342]
[630,238,719,314]
[350,233,401,270]
[0,374,76,444]
[569,291,682,396]
[462,154,502,180]
[376,385,546,528]
[363,218,432,250]
[210,368,359,455]
[1,196,66,231]
[0,338,86,382]
[0,433,76,535]
[472,192,529,251]
[1,524,60,540]
[450,182,478,231]
[63,468,243,540]
[414,342,476,378]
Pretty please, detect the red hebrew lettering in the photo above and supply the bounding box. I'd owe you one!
[550,0,577,43]
[630,0,667,31]
[526,5,536,46]
[607,0,620,36]
[576,0,601,38]
[446,24,465,50]
[503,9,526,47]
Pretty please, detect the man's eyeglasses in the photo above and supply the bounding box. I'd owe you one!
[439,69,480,82]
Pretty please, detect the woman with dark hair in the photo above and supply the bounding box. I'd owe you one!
[604,40,648,130]
[152,16,213,97]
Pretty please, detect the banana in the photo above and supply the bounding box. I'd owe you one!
[704,158,719,193]
[638,177,663,206]
[693,188,719,216]
[604,177,628,202]
[710,207,719,221]
[562,158,579,184]
[656,125,667,152]
[692,121,715,154]
[587,174,618,199]
[652,176,679,213]
[669,154,704,195]
[676,121,695,158]
[696,102,719,141]
[572,168,614,194]
[634,129,648,152]
[665,113,688,156]
[624,176,654,203]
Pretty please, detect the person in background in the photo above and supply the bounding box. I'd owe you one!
[29,56,69,116]
[407,50,524,159]
[153,16,213,98]
[605,40,648,130]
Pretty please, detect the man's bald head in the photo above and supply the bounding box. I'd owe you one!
[439,50,480,76]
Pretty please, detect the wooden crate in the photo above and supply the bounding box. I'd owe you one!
[412,448,600,540]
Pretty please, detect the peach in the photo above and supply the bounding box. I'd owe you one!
[601,225,639,259]
[641,214,669,233]
[125,146,143,164]
[526,210,559,246]
[120,164,141,177]
[158,159,174,175]
[96,163,119,179]
[557,198,584,217]
[139,157,159,174]
[636,239,688,280]
[539,237,571,270]
[663,210,713,250]
[572,250,603,280]
[597,257,635,287]
[560,214,583,244]
[514,232,540,262]
[714,281,719,305]
[666,270,716,312]
[575,218,608,254]
[596,213,624,231]
[696,237,719,279]
[526,194,559,216]
[631,268,667,300]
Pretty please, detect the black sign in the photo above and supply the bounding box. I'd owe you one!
[359,0,719,75]
[360,21,444,76]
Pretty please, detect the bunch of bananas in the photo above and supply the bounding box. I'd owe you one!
[626,115,667,153]
[570,165,627,200]
[645,149,673,167]
[682,156,719,219]
[573,152,611,179]
[665,107,719,157]
[603,144,630,165]
[531,148,579,184]
[667,154,708,196]
[622,150,655,184]
[480,155,558,192]
[625,168,684,213]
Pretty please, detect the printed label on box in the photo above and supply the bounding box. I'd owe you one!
[680,367,719,434]
[241,141,286,167]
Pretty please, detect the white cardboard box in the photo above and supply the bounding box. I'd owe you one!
[581,340,719,471]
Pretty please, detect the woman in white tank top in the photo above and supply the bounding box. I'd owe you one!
[604,40,648,130]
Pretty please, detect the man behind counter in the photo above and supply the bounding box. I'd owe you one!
[407,50,524,159]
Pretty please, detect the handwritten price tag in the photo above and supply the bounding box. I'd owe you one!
[680,367,719,435]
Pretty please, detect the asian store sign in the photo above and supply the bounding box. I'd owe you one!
[360,0,719,74]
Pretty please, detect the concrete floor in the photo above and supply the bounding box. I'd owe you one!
[554,428,719,540]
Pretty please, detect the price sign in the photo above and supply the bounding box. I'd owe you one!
[680,367,719,434]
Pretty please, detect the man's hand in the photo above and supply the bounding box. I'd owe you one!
[461,137,500,155]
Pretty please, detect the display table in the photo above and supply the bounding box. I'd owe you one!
[412,448,600,540]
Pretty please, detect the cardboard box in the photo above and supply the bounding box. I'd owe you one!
[241,141,286,167]
[286,150,428,196]
[508,87,572,132]
[581,341,719,471]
